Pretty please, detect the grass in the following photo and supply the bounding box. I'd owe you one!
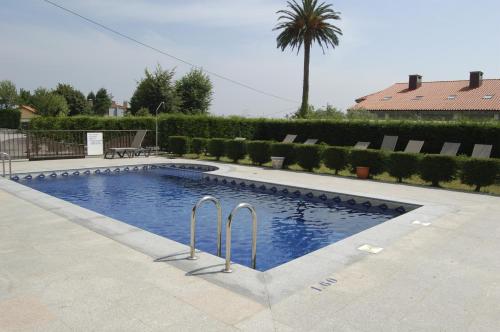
[175,153,500,195]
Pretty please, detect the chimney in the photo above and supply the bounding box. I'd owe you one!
[409,74,422,90]
[469,71,483,89]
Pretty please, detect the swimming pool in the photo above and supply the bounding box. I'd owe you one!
[19,164,410,271]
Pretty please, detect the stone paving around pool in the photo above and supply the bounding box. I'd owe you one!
[1,157,499,331]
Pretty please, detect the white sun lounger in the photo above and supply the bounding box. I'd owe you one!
[404,140,424,153]
[471,144,492,158]
[440,142,461,156]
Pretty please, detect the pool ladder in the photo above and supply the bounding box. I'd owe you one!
[189,196,257,273]
[1,152,12,178]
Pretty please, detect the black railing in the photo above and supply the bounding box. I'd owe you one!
[0,129,27,160]
[0,129,152,161]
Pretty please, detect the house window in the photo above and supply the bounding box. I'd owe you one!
[447,95,457,100]
[483,95,494,100]
[382,96,392,101]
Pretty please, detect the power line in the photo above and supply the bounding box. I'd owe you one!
[42,0,300,105]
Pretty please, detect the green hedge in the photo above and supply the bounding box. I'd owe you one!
[200,137,499,191]
[225,140,246,162]
[207,138,226,160]
[420,155,458,186]
[387,152,421,183]
[322,146,349,174]
[270,143,296,168]
[168,136,189,156]
[29,115,500,158]
[191,137,207,155]
[247,141,271,165]
[0,109,21,129]
[460,158,500,191]
[295,145,322,171]
[349,149,387,176]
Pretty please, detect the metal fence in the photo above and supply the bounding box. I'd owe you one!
[0,129,152,161]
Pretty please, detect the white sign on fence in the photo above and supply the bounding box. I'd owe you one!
[87,132,103,156]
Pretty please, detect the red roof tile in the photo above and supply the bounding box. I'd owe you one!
[353,79,500,112]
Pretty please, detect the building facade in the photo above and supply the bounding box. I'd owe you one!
[19,105,38,123]
[108,101,128,117]
[352,71,500,120]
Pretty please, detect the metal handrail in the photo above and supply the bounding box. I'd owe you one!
[223,203,258,273]
[1,152,11,178]
[189,196,222,260]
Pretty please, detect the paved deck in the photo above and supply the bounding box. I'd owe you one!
[1,157,499,331]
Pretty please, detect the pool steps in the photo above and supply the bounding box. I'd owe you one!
[189,196,258,273]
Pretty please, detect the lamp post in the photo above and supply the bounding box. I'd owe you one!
[154,101,165,155]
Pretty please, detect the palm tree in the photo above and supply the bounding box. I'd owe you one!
[274,0,342,118]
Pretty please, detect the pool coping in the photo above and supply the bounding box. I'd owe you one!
[0,160,456,305]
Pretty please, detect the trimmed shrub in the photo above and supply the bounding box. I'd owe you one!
[419,155,458,187]
[295,145,322,171]
[0,109,21,129]
[387,152,421,182]
[322,146,349,174]
[247,141,271,165]
[207,138,226,160]
[225,139,247,162]
[460,158,500,191]
[270,143,296,168]
[349,149,386,176]
[168,136,189,156]
[191,137,207,155]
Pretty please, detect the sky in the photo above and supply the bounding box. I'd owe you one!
[1,0,500,117]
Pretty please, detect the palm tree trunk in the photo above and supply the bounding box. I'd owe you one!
[300,39,311,118]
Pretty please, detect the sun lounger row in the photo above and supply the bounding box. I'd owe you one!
[281,135,318,145]
[353,135,493,158]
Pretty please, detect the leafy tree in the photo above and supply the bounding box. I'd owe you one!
[136,107,151,116]
[0,80,18,109]
[306,104,345,119]
[18,88,32,106]
[54,83,90,116]
[93,88,113,116]
[87,91,96,108]
[130,65,179,115]
[31,88,69,117]
[275,0,342,118]
[175,69,213,114]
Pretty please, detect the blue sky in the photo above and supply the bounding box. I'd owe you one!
[1,0,500,117]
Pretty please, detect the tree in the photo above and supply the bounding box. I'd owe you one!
[135,107,151,116]
[274,0,342,118]
[175,69,213,114]
[54,83,90,116]
[0,80,18,109]
[130,65,179,115]
[18,88,32,106]
[87,91,96,108]
[306,104,345,119]
[93,88,113,116]
[31,88,69,117]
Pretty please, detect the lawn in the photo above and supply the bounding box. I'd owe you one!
[175,153,500,195]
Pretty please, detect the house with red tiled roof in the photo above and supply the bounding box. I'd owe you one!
[18,105,39,122]
[352,71,500,120]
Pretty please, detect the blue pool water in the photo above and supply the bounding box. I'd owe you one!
[22,167,401,271]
